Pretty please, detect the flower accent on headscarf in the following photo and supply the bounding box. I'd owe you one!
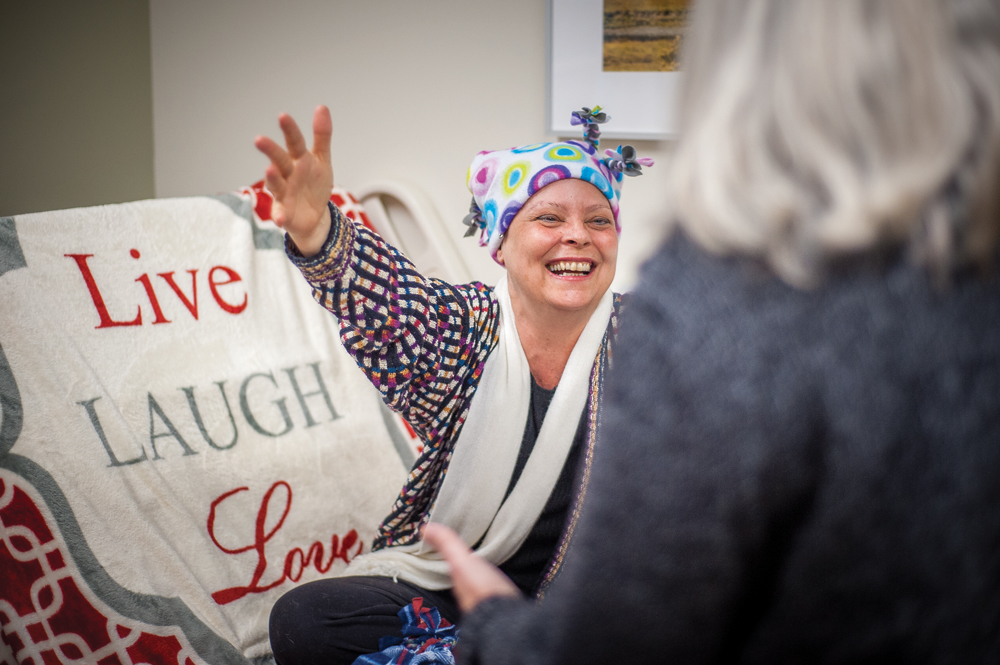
[462,196,485,238]
[604,145,655,177]
[571,106,610,149]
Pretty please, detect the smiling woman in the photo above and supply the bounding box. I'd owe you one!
[254,106,652,664]
[497,179,620,389]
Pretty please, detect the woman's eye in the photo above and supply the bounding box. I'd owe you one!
[589,217,612,227]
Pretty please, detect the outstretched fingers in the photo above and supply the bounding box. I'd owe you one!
[279,112,309,159]
[312,105,332,163]
[263,164,286,201]
[253,108,334,249]
[254,135,294,179]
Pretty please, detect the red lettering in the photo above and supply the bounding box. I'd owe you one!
[70,251,247,328]
[208,481,362,605]
[135,274,170,324]
[209,266,248,314]
[282,529,360,583]
[65,254,142,329]
[159,270,199,319]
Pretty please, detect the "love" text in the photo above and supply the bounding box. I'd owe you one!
[208,481,364,605]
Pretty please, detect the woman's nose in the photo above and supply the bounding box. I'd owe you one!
[561,218,590,245]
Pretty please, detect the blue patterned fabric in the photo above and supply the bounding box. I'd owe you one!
[351,598,459,665]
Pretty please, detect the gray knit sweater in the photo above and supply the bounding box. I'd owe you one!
[458,233,1000,664]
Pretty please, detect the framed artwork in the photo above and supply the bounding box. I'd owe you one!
[547,0,688,140]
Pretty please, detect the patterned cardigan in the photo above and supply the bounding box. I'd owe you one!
[287,203,621,586]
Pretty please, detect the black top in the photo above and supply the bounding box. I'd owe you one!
[460,233,1000,664]
[493,375,587,597]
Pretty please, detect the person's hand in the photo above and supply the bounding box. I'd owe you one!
[254,105,334,257]
[422,523,522,614]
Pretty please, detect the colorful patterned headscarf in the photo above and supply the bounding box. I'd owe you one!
[463,106,653,262]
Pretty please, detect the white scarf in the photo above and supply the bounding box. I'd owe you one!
[343,275,613,590]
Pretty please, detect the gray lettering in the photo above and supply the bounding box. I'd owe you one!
[148,393,197,459]
[78,397,148,467]
[182,381,238,450]
[239,372,293,437]
[283,362,341,427]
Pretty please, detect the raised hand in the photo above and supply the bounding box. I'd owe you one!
[421,523,522,614]
[254,105,334,257]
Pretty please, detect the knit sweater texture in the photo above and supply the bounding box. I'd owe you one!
[459,232,1000,664]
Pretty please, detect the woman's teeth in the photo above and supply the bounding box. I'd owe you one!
[547,261,592,276]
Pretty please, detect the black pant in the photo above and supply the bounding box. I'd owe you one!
[269,575,461,665]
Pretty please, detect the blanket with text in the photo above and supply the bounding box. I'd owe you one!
[0,188,409,664]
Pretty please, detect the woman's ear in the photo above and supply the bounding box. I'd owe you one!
[496,239,505,266]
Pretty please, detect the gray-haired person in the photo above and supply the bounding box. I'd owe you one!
[424,0,1000,662]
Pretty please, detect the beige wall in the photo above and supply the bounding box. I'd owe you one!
[0,0,675,287]
[0,0,155,217]
[150,0,675,289]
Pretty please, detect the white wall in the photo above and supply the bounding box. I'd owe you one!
[150,0,674,289]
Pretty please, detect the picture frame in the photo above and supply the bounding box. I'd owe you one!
[546,0,681,140]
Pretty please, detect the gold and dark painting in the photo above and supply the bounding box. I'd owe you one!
[603,0,690,72]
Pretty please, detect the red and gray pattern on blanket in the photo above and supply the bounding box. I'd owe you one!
[1,473,200,665]
[0,187,409,664]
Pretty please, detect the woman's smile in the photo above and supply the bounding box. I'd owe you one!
[545,259,595,277]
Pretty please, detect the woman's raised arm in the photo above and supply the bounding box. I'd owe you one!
[254,105,334,257]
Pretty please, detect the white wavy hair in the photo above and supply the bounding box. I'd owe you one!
[667,0,1000,286]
